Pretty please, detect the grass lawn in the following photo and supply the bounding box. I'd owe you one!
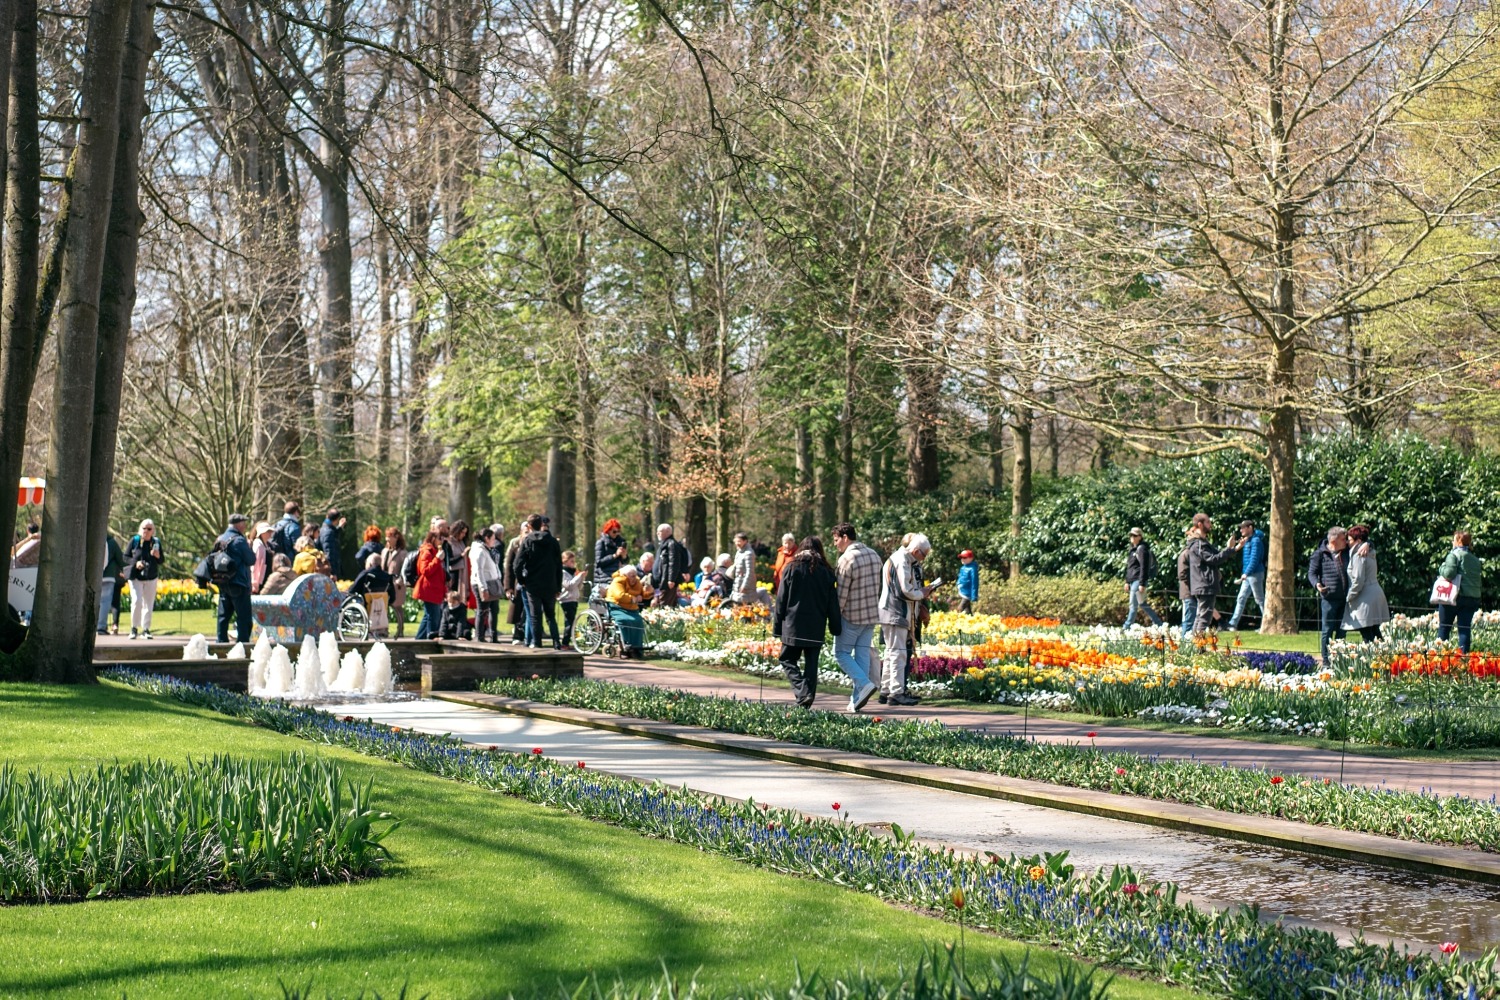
[0,682,1200,1000]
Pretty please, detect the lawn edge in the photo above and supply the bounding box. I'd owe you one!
[436,689,1500,888]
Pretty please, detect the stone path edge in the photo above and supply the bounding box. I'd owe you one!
[434,689,1500,888]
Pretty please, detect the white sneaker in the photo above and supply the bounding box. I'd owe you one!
[850,682,878,713]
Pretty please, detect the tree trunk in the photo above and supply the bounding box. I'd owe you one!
[313,0,354,491]
[448,464,476,526]
[987,401,1006,490]
[684,493,707,566]
[1008,409,1032,580]
[577,365,597,555]
[22,0,130,682]
[0,0,35,650]
[793,413,813,536]
[1045,413,1059,478]
[85,0,154,648]
[546,436,576,550]
[865,442,881,506]
[905,360,941,492]
[374,229,394,489]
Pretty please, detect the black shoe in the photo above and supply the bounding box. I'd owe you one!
[889,693,920,706]
[797,696,815,709]
[877,694,889,704]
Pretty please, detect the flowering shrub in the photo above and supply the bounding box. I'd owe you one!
[908,656,985,682]
[479,677,1500,854]
[103,668,1500,999]
[119,578,216,612]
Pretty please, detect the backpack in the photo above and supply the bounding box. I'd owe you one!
[401,549,420,587]
[207,540,237,585]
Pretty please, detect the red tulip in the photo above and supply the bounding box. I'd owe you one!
[531,747,543,755]
[1122,883,1140,896]
[1270,775,1284,785]
[577,761,587,769]
[1441,941,1459,955]
[1115,767,1126,776]
[1086,731,1097,738]
[831,802,841,811]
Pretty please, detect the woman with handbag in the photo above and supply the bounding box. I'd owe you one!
[1436,530,1483,653]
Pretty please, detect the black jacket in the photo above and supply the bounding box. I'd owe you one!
[774,556,843,647]
[518,530,564,594]
[653,536,691,588]
[1308,541,1350,600]
[1125,542,1156,585]
[593,532,625,586]
[348,565,395,601]
[354,540,382,572]
[438,602,469,639]
[126,534,164,581]
[1186,537,1238,598]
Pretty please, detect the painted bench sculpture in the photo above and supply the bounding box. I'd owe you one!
[251,573,341,644]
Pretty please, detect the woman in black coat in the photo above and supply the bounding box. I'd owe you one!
[774,536,843,709]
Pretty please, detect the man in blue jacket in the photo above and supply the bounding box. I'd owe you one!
[214,513,257,643]
[318,508,347,579]
[1226,519,1267,632]
[270,501,301,558]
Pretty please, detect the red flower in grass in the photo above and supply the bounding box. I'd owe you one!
[576,761,587,769]
[872,717,883,723]
[1086,731,1097,738]
[1270,775,1284,785]
[1441,942,1459,955]
[342,715,355,722]
[489,745,499,751]
[531,747,543,755]
[531,673,541,680]
[1115,767,1127,776]
[1122,883,1140,896]
[831,802,841,812]
[390,726,402,733]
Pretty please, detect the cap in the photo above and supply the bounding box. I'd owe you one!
[229,513,248,525]
[959,549,975,560]
[1129,527,1143,537]
[253,521,272,537]
[1240,520,1254,529]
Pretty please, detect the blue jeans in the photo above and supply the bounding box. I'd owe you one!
[415,601,442,639]
[1319,595,1347,663]
[97,579,115,632]
[1180,597,1197,638]
[1126,581,1162,626]
[1227,572,1266,630]
[833,622,875,691]
[1438,596,1481,654]
[521,589,536,645]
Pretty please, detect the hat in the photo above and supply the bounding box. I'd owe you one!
[253,521,272,537]
[1240,520,1254,529]
[229,513,248,525]
[1129,527,1143,537]
[959,549,975,560]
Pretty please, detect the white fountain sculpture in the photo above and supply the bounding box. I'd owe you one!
[182,634,210,661]
[250,634,274,692]
[362,641,393,696]
[318,631,342,686]
[331,648,366,692]
[294,635,327,698]
[264,645,294,697]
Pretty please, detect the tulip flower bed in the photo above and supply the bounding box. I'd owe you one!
[118,577,217,612]
[0,753,397,902]
[102,668,1500,999]
[477,677,1500,853]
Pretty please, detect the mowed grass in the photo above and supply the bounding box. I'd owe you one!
[0,683,1201,1000]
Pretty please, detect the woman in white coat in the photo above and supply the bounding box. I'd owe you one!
[1341,524,1390,642]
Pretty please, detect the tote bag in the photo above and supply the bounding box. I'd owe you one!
[1430,574,1462,606]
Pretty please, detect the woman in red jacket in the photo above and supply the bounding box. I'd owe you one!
[413,530,448,639]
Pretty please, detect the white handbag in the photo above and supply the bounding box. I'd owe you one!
[1430,574,1461,606]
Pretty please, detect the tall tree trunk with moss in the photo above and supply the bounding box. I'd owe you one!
[21,0,131,682]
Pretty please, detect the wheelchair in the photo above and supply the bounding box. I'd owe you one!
[337,591,371,641]
[574,599,626,656]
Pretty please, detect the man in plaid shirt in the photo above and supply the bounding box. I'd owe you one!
[832,523,881,712]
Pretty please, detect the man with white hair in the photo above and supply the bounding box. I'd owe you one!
[877,532,938,706]
[652,522,691,607]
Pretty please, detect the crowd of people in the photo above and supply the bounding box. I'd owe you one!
[1124,515,1486,656]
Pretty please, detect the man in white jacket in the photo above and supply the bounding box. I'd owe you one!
[877,533,936,706]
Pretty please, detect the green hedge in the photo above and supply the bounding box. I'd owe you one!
[1005,434,1500,620]
[856,490,1014,583]
[972,570,1131,624]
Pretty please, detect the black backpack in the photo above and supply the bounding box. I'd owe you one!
[207,540,237,585]
[401,549,420,587]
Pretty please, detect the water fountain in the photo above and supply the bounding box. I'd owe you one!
[182,634,212,661]
[226,641,246,660]
[264,645,293,697]
[318,632,341,687]
[362,641,393,696]
[250,634,274,691]
[331,648,366,692]
[294,635,327,698]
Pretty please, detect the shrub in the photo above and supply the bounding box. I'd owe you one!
[974,571,1129,625]
[857,490,1014,583]
[0,753,398,902]
[1005,433,1500,623]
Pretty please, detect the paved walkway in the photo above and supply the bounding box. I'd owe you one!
[583,658,1500,802]
[328,695,1500,952]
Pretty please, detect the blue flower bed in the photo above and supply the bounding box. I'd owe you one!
[1235,650,1320,674]
[102,667,1498,1000]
